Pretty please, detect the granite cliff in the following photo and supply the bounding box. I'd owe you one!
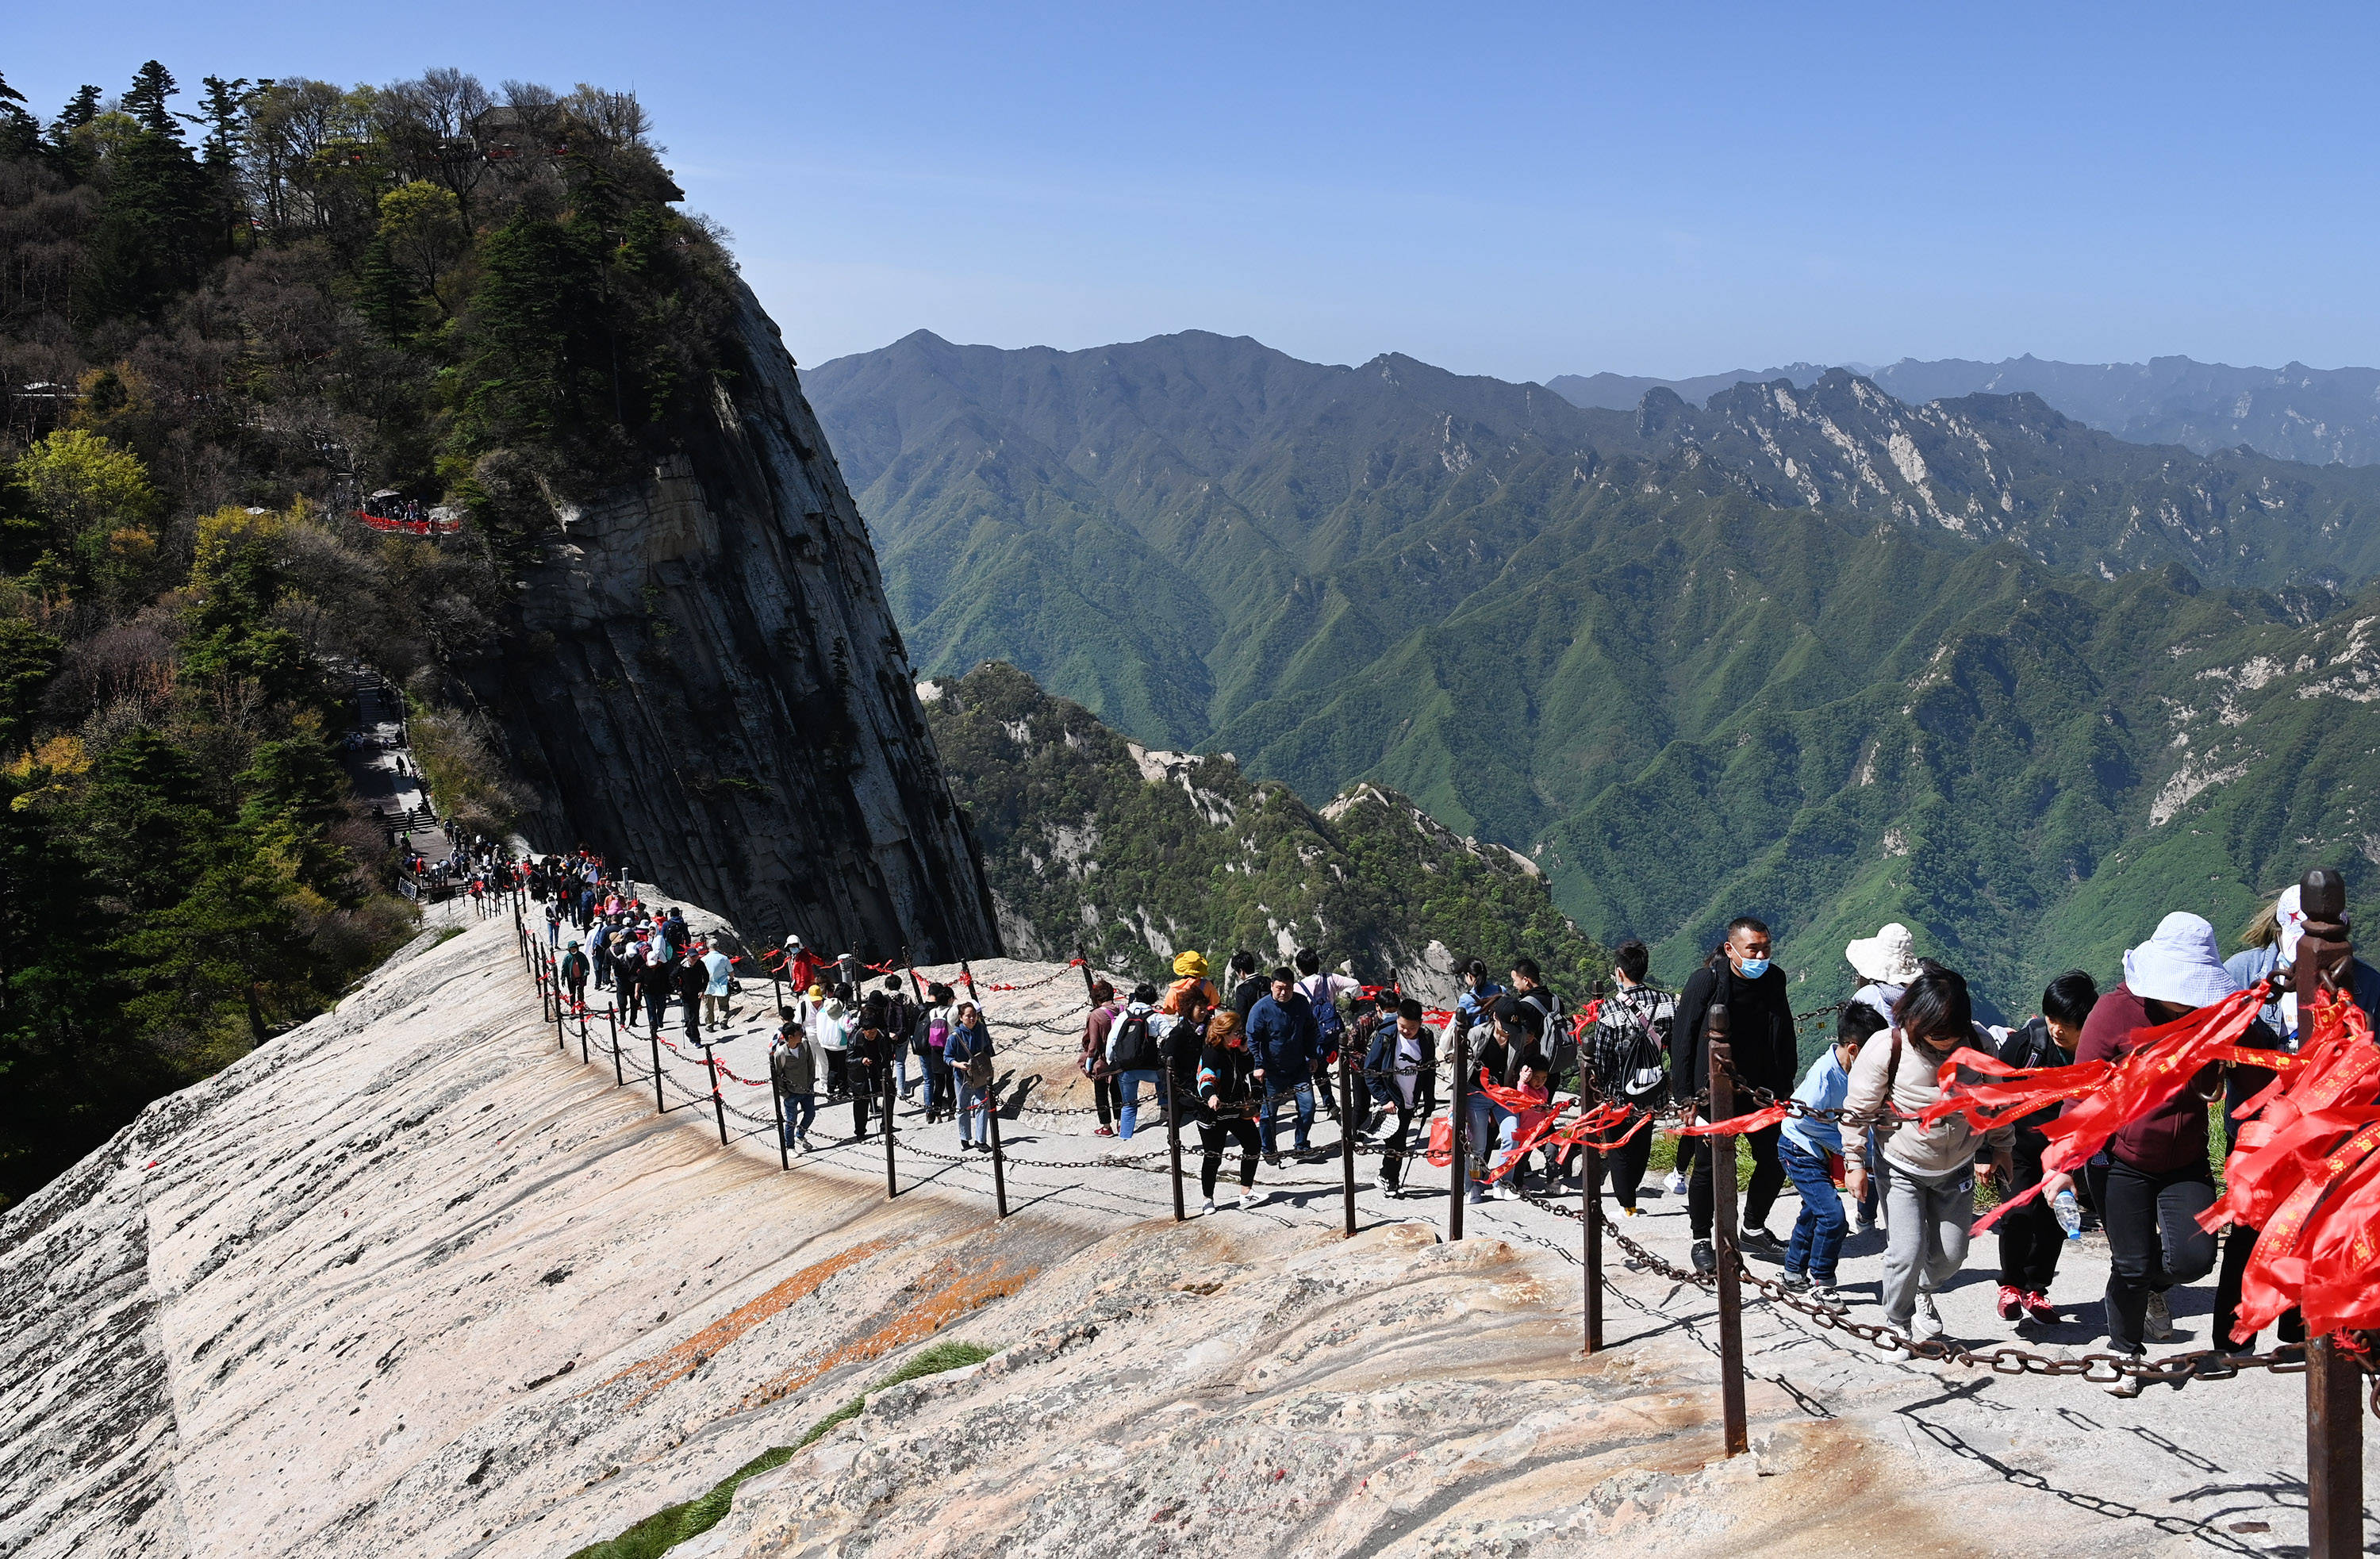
[470,282,997,960]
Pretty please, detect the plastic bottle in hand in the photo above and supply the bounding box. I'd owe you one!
[2052,1188,2082,1241]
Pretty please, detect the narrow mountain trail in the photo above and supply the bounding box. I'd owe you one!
[2,908,2366,1557]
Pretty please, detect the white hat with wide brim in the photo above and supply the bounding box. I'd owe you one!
[1845,923,1921,985]
[2124,912,2241,1009]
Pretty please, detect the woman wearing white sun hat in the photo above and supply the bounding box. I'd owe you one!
[1843,923,1922,1231]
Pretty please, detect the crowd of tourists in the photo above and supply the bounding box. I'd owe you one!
[490,844,2344,1397]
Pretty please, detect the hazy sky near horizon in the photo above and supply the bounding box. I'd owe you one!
[12,2,2374,382]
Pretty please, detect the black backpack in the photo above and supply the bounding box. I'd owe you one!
[1110,1012,1156,1072]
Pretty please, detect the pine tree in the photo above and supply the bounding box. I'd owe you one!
[121,61,182,141]
[49,85,100,140]
[0,71,38,157]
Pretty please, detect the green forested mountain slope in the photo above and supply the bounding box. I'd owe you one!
[923,661,1609,999]
[810,332,2380,1008]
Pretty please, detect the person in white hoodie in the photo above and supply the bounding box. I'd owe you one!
[1843,959,2014,1342]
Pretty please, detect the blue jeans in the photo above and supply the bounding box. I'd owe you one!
[1117,1069,1163,1139]
[1780,1137,1848,1281]
[897,1048,920,1098]
[1468,1095,1517,1198]
[1257,1077,1314,1154]
[779,1091,816,1146]
[958,1080,991,1144]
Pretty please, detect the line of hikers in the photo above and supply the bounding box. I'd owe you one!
[1038,897,2345,1396]
[501,846,2344,1394]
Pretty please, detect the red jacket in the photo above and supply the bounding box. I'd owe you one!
[2074,981,2217,1175]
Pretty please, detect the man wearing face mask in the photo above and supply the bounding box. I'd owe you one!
[1672,916,1800,1275]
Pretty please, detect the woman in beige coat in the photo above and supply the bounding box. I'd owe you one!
[1843,961,2014,1342]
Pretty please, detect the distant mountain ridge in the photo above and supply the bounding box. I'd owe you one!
[1553,353,2380,467]
[808,329,2380,1005]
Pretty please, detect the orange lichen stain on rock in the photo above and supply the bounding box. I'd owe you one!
[585,1235,897,1405]
[742,1259,1037,1411]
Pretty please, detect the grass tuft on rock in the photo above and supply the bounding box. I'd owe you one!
[566,1340,998,1559]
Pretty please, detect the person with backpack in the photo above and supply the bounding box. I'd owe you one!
[948,1001,996,1151]
[1081,981,1126,1137]
[812,991,853,1103]
[1160,989,1211,1124]
[673,947,708,1047]
[1366,997,1438,1196]
[1196,1010,1262,1212]
[1993,971,2097,1325]
[918,984,956,1121]
[1844,923,1921,1231]
[1295,949,1360,1123]
[559,939,589,1012]
[1584,940,1675,1215]
[770,1006,820,1152]
[1107,986,1167,1139]
[1778,1004,1887,1302]
[1245,967,1321,1164]
[1672,917,1799,1273]
[641,947,672,1038]
[1844,960,2017,1345]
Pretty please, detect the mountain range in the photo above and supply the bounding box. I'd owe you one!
[922,661,1608,1001]
[806,330,2380,1008]
[1552,354,2380,468]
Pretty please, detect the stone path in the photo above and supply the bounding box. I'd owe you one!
[528,938,2378,1555]
[335,666,447,866]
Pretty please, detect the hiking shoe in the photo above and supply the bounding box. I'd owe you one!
[2145,1291,2178,1342]
[1997,1284,2025,1322]
[1779,1270,1813,1294]
[1913,1292,1946,1340]
[1691,1240,1717,1274]
[2021,1291,2059,1324]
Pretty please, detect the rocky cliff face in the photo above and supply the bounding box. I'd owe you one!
[474,282,997,959]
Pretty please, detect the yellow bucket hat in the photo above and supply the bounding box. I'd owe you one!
[1173,950,1208,978]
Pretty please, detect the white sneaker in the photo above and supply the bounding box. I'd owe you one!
[2144,1291,2178,1342]
[1665,1170,1688,1196]
[1495,1181,1518,1200]
[1200,1198,1216,1215]
[1913,1292,1946,1341]
[1238,1192,1257,1211]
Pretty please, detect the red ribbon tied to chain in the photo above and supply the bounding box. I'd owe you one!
[1921,980,2271,1238]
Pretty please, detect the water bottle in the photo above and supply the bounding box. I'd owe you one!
[2052,1188,2082,1241]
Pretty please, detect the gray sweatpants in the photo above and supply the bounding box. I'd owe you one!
[1881,1164,1973,1330]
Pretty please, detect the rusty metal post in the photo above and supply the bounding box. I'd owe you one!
[987,1080,1010,1219]
[1169,1088,1187,1222]
[772,1057,789,1172]
[1338,1042,1358,1235]
[1584,1142,1605,1354]
[1708,1004,1749,1457]
[1449,1017,1468,1242]
[650,1027,664,1115]
[578,1000,589,1066]
[882,1031,898,1198]
[2294,866,2363,1557]
[608,1005,624,1088]
[706,1045,728,1147]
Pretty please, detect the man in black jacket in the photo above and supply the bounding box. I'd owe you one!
[1672,916,1798,1273]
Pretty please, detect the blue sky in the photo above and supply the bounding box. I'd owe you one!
[10,2,2372,380]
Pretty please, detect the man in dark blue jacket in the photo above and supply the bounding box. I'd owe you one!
[1245,966,1320,1164]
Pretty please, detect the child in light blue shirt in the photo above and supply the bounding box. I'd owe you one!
[1779,1005,1889,1296]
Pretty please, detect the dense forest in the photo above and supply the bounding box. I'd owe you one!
[0,60,742,1208]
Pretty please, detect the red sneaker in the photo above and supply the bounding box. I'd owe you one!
[1995,1284,2024,1321]
[1094,1125,1116,1138]
[2021,1291,2058,1324]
